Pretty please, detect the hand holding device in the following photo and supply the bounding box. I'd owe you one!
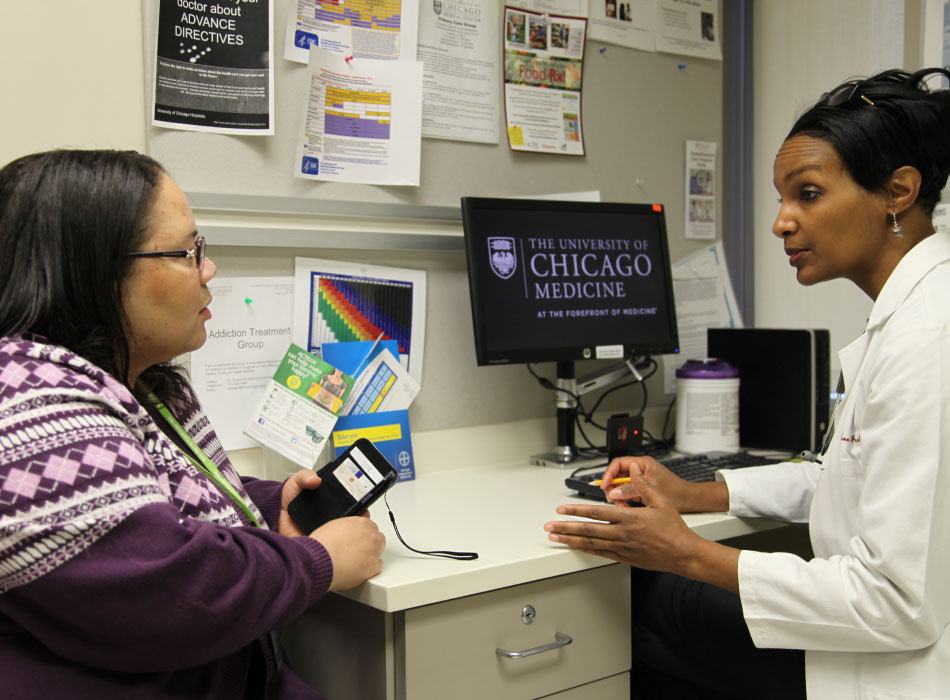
[288,438,398,533]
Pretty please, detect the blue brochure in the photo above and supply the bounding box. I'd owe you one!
[331,409,414,482]
[322,340,399,378]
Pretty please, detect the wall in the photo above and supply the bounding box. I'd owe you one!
[2,1,710,478]
[751,0,945,378]
[0,1,147,162]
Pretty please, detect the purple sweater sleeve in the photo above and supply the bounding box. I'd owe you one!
[0,503,333,674]
[241,475,284,531]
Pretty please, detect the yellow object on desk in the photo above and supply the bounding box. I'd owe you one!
[590,476,632,487]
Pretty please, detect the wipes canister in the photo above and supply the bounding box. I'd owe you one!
[675,359,740,454]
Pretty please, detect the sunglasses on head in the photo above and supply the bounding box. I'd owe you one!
[819,80,875,108]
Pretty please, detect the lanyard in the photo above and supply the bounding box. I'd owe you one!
[150,394,262,528]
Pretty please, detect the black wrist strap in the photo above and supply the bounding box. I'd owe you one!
[384,494,479,560]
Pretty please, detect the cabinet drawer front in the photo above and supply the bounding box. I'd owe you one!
[400,565,630,700]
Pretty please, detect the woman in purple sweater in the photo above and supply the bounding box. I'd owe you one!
[0,150,386,698]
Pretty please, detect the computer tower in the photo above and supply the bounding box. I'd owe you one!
[707,328,830,452]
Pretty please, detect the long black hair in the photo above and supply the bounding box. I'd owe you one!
[0,149,189,405]
[787,67,950,216]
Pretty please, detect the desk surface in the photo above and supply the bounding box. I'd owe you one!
[347,461,784,612]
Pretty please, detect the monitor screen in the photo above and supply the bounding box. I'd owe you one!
[462,197,679,365]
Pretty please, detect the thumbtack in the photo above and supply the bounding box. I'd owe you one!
[677,63,687,72]
[244,297,253,304]
[344,54,353,63]
[598,47,607,55]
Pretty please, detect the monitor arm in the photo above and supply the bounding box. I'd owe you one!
[535,357,648,468]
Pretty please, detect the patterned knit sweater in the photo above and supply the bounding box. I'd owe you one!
[0,336,333,699]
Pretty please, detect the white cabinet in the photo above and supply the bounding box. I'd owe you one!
[284,565,630,700]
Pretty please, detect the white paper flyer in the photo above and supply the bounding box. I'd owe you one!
[654,0,721,61]
[418,0,500,143]
[663,242,743,394]
[190,277,293,451]
[587,0,656,52]
[294,47,423,185]
[685,139,716,240]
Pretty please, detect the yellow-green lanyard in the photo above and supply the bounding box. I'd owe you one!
[150,394,262,528]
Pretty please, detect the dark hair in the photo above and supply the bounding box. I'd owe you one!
[787,67,950,215]
[0,149,189,405]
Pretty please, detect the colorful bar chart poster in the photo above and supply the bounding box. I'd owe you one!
[294,48,423,185]
[284,0,419,63]
[292,258,427,384]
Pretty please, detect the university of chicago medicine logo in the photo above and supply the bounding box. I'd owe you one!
[488,237,517,279]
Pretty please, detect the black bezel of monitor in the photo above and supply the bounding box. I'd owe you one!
[461,197,680,366]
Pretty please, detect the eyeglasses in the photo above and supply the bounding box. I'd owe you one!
[129,236,206,269]
[819,80,875,108]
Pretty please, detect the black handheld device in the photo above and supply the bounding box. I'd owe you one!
[288,438,398,533]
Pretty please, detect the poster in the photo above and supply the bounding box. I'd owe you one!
[284,0,419,62]
[294,47,423,185]
[587,0,656,52]
[654,0,721,61]
[292,257,427,384]
[153,0,274,134]
[418,0,500,143]
[685,139,716,240]
[504,4,587,155]
[190,277,293,450]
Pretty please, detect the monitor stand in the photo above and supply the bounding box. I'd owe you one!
[530,361,604,470]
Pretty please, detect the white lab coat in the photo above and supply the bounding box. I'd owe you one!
[720,232,950,699]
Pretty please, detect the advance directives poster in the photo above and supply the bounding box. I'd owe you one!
[153,0,274,134]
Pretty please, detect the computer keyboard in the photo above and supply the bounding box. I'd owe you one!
[565,451,784,501]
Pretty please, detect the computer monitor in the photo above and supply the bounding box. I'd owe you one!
[461,197,680,465]
[461,197,679,365]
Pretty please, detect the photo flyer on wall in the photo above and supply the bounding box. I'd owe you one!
[293,47,423,185]
[685,139,716,240]
[292,257,427,384]
[503,3,587,155]
[152,0,274,134]
[332,410,416,482]
[244,344,354,468]
[190,277,293,451]
[418,0,501,143]
[588,0,656,52]
[654,0,721,61]
[284,0,419,63]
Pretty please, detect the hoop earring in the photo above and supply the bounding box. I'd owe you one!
[890,209,903,239]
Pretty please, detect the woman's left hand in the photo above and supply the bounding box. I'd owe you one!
[544,468,700,574]
[278,469,322,537]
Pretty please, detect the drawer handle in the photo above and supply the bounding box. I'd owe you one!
[495,632,573,659]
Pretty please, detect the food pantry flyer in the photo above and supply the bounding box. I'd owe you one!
[245,344,354,467]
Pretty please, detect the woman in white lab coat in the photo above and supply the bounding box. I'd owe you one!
[545,67,950,699]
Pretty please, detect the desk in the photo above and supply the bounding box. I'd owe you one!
[281,461,785,699]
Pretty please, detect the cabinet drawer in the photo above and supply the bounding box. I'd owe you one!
[399,565,630,700]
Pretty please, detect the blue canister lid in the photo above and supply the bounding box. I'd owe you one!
[675,358,739,379]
